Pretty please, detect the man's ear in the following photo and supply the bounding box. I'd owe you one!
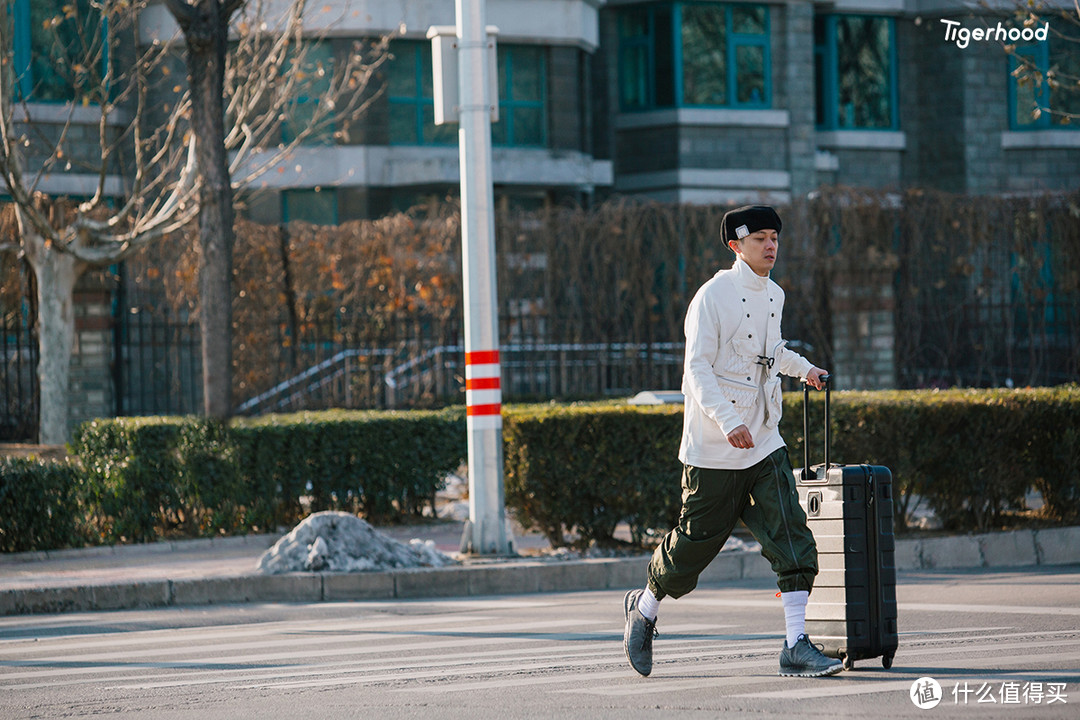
[727,239,742,255]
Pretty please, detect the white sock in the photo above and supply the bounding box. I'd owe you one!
[781,590,809,648]
[637,586,660,621]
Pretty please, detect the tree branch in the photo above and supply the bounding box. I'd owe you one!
[163,0,198,29]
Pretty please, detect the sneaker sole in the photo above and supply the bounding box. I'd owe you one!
[778,663,844,678]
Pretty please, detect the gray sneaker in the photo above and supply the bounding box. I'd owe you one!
[778,634,844,677]
[623,589,658,677]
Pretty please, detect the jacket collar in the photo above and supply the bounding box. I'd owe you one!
[732,254,770,291]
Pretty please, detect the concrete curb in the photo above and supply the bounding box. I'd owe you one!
[1,528,1077,616]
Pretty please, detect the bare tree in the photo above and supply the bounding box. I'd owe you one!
[0,0,197,445]
[0,0,388,442]
[163,0,389,419]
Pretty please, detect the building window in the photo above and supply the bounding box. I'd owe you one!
[14,0,104,104]
[282,189,338,225]
[282,42,336,145]
[388,40,457,146]
[815,15,898,130]
[492,45,547,147]
[617,2,771,112]
[1009,25,1080,129]
[389,40,548,147]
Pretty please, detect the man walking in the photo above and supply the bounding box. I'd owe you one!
[623,205,842,679]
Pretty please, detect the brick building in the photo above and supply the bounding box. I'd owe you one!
[3,0,1078,436]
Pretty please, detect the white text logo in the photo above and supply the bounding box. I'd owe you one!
[941,19,1049,48]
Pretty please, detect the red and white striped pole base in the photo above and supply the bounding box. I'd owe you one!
[465,350,502,428]
[461,349,512,555]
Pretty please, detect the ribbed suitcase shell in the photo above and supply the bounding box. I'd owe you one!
[794,377,898,670]
[796,463,899,669]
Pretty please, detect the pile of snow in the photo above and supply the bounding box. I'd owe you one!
[257,511,457,574]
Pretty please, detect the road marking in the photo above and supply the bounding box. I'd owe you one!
[901,602,1080,616]
[735,653,1080,700]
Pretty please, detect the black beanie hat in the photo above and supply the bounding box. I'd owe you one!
[721,205,782,245]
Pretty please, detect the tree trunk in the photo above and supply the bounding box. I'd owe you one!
[170,0,238,419]
[23,232,81,445]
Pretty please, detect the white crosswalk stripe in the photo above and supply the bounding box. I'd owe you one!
[1,604,1078,703]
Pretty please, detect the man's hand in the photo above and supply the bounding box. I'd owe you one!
[726,424,755,449]
[805,367,829,391]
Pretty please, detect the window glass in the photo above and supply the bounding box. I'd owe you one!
[735,44,765,104]
[834,16,893,128]
[682,5,727,106]
[622,3,770,111]
[1013,50,1040,127]
[496,45,547,147]
[283,189,337,225]
[733,6,766,35]
[619,8,651,109]
[511,47,544,102]
[653,6,675,107]
[815,14,896,130]
[282,42,335,145]
[1048,26,1080,126]
[26,0,102,103]
[390,40,545,146]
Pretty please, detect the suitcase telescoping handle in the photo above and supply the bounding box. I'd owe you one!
[801,373,831,481]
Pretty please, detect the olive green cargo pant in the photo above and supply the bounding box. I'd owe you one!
[648,446,818,599]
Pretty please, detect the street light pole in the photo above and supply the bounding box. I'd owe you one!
[453,0,510,555]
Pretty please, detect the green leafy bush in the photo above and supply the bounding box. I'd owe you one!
[504,403,683,547]
[232,408,466,524]
[72,417,240,542]
[0,457,84,552]
[504,386,1080,546]
[71,408,467,544]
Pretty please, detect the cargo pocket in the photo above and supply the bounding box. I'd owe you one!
[717,376,758,426]
[764,376,783,429]
[721,336,758,376]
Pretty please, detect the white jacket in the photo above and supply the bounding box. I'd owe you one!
[678,256,813,470]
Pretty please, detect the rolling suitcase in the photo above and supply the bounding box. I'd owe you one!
[795,375,898,670]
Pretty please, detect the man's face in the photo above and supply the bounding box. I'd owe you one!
[729,229,779,276]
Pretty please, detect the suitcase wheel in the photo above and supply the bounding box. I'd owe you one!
[842,654,854,671]
[882,654,894,670]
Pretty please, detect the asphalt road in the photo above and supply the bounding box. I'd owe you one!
[0,567,1078,719]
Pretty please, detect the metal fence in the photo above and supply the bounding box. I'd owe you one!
[0,257,37,441]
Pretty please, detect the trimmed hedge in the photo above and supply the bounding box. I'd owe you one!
[0,457,84,552]
[502,403,683,547]
[70,408,466,544]
[4,387,1077,552]
[503,386,1080,546]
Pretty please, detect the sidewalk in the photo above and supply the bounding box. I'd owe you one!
[1,522,1077,616]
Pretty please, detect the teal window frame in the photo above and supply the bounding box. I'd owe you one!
[617,1,772,112]
[282,41,336,145]
[282,188,339,226]
[388,39,548,148]
[13,0,107,104]
[493,45,547,147]
[387,40,457,146]
[814,14,899,130]
[1008,31,1080,130]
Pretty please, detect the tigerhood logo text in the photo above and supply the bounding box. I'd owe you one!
[941,19,1049,48]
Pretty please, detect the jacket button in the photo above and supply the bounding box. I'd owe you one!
[747,377,752,381]
[748,334,752,338]
[771,313,775,317]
